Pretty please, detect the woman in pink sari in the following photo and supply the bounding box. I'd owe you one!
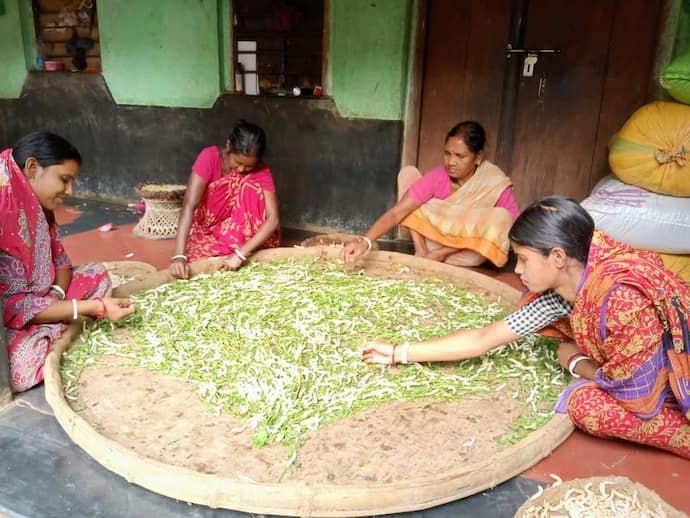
[169,120,281,279]
[0,132,135,392]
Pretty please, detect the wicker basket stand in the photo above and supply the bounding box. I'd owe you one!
[133,184,186,240]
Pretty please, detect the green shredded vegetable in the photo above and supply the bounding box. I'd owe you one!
[62,258,566,452]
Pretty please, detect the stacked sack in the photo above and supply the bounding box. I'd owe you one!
[581,101,690,282]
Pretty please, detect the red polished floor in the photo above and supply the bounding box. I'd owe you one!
[55,203,690,514]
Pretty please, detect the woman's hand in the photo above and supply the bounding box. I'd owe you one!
[556,341,582,370]
[169,257,190,279]
[102,297,135,321]
[361,340,396,364]
[557,340,597,379]
[220,253,244,271]
[341,238,370,264]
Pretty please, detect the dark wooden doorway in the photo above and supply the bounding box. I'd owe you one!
[415,0,661,206]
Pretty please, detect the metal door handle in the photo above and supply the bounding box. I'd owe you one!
[506,44,560,58]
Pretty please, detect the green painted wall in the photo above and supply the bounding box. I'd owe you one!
[329,0,413,120]
[98,0,221,108]
[0,0,28,98]
[219,0,232,91]
[3,0,416,117]
[18,0,36,71]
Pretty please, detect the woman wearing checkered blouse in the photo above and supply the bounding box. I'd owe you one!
[361,196,690,459]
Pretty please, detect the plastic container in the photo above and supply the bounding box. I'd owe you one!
[44,60,64,72]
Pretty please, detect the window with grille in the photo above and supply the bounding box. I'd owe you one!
[233,0,325,96]
[33,0,101,73]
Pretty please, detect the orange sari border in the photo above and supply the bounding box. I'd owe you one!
[401,211,509,267]
[400,161,514,267]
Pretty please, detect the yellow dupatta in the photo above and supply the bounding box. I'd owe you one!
[400,160,513,266]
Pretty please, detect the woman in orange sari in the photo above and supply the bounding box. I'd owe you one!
[169,120,280,279]
[342,121,519,267]
[360,197,690,458]
[0,132,135,392]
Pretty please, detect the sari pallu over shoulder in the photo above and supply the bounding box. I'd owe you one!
[570,231,690,420]
[0,148,63,329]
[400,161,513,267]
[0,148,112,392]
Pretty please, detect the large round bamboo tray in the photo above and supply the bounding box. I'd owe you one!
[44,248,574,517]
[300,233,379,250]
[514,476,685,517]
[103,260,157,288]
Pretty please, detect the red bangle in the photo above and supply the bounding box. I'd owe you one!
[95,297,107,319]
[391,345,397,365]
[565,351,585,368]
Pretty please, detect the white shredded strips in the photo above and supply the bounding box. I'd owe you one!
[520,479,671,518]
[65,258,564,453]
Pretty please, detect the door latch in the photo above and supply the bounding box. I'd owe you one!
[506,44,560,77]
[506,44,561,58]
[523,53,538,77]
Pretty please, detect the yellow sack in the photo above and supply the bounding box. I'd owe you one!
[609,101,690,196]
[659,252,690,284]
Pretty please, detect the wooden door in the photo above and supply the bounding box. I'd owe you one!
[416,0,512,173]
[415,0,661,206]
[508,0,660,204]
[507,1,617,203]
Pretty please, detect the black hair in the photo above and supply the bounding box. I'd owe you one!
[445,121,486,154]
[508,196,594,264]
[228,119,266,159]
[11,132,82,171]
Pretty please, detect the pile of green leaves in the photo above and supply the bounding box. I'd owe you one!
[63,258,565,453]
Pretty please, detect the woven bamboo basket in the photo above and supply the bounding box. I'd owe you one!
[514,475,686,517]
[44,248,574,517]
[133,184,186,239]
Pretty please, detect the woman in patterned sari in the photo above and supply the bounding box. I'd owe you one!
[0,132,135,392]
[169,120,280,279]
[342,121,519,267]
[360,196,690,458]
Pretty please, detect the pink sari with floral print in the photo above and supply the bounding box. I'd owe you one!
[0,148,110,392]
[186,169,281,260]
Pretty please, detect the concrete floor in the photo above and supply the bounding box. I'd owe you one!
[0,198,687,518]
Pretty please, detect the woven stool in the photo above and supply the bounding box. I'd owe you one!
[133,184,186,240]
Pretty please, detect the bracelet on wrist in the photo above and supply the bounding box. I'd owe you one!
[358,236,373,253]
[401,342,410,364]
[171,254,188,262]
[49,284,66,300]
[71,299,79,321]
[234,248,247,262]
[565,351,584,368]
[568,355,590,378]
[391,345,397,365]
[94,297,107,319]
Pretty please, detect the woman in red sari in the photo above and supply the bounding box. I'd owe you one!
[0,132,135,392]
[169,120,280,279]
[360,196,690,458]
